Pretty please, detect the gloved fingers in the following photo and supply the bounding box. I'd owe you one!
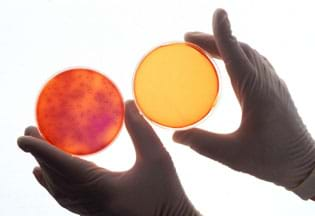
[18,134,118,192]
[32,165,68,201]
[184,32,221,59]
[125,100,167,162]
[173,128,241,168]
[212,9,253,82]
[24,126,45,140]
[32,162,76,199]
[17,136,91,176]
[33,166,48,189]
[32,165,65,198]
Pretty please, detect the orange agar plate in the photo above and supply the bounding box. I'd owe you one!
[134,42,219,128]
[36,68,124,155]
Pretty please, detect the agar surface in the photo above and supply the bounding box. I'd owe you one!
[134,43,219,128]
[36,69,124,155]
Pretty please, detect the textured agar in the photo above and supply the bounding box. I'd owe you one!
[134,42,219,128]
[36,68,124,155]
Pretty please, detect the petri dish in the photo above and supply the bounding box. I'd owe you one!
[36,68,124,155]
[133,42,219,128]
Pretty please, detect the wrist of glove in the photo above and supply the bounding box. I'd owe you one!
[288,132,315,200]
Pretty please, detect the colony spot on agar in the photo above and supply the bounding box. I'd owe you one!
[133,42,219,128]
[36,68,124,155]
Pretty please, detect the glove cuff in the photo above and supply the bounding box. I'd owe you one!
[292,166,315,200]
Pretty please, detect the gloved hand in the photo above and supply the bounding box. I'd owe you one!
[173,9,315,197]
[18,101,199,216]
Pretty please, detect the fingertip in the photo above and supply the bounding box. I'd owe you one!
[214,8,228,16]
[184,31,205,41]
[33,166,41,175]
[172,130,191,144]
[184,32,222,59]
[125,100,149,126]
[17,136,30,152]
[24,126,44,140]
[32,166,47,188]
[124,101,164,160]
[213,8,231,36]
[24,126,37,135]
[125,99,135,106]
[212,8,250,80]
[172,131,182,143]
[184,32,211,44]
[213,8,228,22]
[124,100,146,136]
[125,100,141,122]
[125,100,138,113]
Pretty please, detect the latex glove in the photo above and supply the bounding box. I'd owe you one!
[18,101,199,216]
[173,9,315,197]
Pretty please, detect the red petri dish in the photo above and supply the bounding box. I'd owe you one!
[36,68,124,155]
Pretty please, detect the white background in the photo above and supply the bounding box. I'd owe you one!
[1,0,315,215]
